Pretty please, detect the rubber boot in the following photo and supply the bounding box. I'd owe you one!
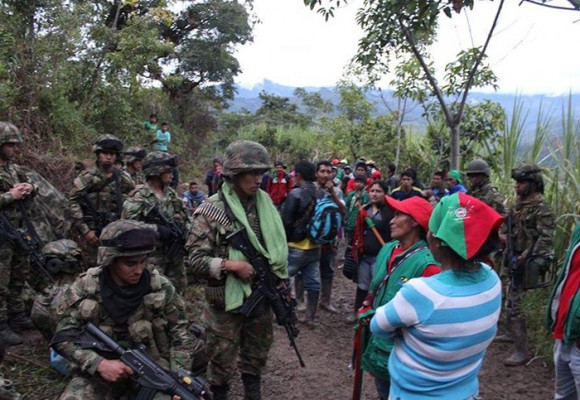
[319,278,338,313]
[305,291,320,329]
[242,373,261,400]
[494,314,514,343]
[294,275,305,312]
[210,384,229,400]
[8,312,34,332]
[346,288,368,324]
[0,321,23,346]
[503,318,529,367]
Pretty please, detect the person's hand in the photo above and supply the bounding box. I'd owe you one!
[96,359,133,382]
[84,230,99,247]
[324,180,334,190]
[226,260,255,280]
[8,183,33,200]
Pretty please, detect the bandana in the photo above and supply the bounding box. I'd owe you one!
[447,170,463,184]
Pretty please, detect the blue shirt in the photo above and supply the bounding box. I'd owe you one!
[154,129,171,152]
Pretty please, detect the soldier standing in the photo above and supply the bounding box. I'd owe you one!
[186,140,289,400]
[122,151,188,293]
[495,164,555,366]
[0,122,36,346]
[465,159,506,215]
[68,135,135,266]
[122,146,147,186]
[51,220,205,400]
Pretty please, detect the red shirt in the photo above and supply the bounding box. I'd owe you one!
[553,248,580,339]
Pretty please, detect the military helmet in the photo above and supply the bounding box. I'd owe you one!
[222,140,271,177]
[93,134,123,154]
[98,220,159,268]
[42,239,83,275]
[142,151,177,178]
[465,159,491,177]
[0,122,23,145]
[123,146,147,165]
[511,164,544,184]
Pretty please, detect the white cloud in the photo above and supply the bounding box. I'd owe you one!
[235,0,580,94]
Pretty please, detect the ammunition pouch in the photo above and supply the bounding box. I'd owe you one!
[523,255,554,290]
[205,285,226,310]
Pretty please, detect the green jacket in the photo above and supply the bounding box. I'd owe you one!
[548,224,580,343]
[361,240,437,378]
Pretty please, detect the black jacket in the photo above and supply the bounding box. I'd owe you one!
[282,181,317,243]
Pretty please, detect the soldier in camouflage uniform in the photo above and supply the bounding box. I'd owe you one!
[0,122,37,346]
[186,140,289,400]
[495,164,555,367]
[122,151,189,293]
[31,239,84,341]
[69,135,135,267]
[123,147,146,186]
[51,219,205,400]
[465,159,506,216]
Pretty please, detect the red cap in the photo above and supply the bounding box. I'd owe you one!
[385,196,433,232]
[332,159,339,166]
[371,170,382,179]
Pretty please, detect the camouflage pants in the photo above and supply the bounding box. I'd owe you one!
[204,299,273,386]
[148,252,187,294]
[0,241,30,321]
[58,375,171,400]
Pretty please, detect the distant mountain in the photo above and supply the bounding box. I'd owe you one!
[230,80,580,142]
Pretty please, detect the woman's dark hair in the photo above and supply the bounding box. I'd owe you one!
[294,160,316,182]
[440,229,500,270]
[370,180,389,194]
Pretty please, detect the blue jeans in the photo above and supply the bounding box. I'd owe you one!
[357,255,377,291]
[554,339,580,400]
[288,247,321,291]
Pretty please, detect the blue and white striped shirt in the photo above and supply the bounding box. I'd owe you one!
[370,264,501,400]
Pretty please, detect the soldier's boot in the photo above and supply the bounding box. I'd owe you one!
[8,312,34,332]
[210,384,229,400]
[294,275,305,312]
[241,373,261,400]
[346,288,368,324]
[305,291,320,329]
[503,318,529,367]
[319,278,338,313]
[494,315,514,343]
[0,321,23,346]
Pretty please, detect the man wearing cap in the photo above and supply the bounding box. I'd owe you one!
[496,164,555,366]
[371,193,503,400]
[445,169,467,195]
[51,220,205,400]
[360,196,441,400]
[69,134,135,267]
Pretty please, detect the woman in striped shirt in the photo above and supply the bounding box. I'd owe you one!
[371,193,504,400]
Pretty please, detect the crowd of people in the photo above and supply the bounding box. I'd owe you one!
[0,118,578,400]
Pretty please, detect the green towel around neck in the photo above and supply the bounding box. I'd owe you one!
[221,181,289,311]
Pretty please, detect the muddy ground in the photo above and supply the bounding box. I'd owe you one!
[4,271,555,399]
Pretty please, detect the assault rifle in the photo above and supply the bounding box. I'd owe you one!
[78,193,118,237]
[78,322,209,400]
[227,227,305,368]
[0,212,55,284]
[145,204,187,259]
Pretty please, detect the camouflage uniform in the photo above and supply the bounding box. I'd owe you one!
[52,220,203,400]
[122,152,189,293]
[0,122,36,345]
[465,159,506,216]
[123,147,146,186]
[69,135,135,266]
[185,141,282,400]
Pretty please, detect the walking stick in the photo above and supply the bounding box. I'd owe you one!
[358,204,386,247]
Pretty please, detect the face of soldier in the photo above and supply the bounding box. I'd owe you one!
[316,165,332,186]
[515,180,532,197]
[467,173,485,188]
[109,254,148,286]
[98,150,117,168]
[133,160,143,171]
[235,171,263,197]
[160,170,173,185]
[389,211,419,241]
[0,143,18,161]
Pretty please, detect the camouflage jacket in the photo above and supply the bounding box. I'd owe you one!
[469,181,506,216]
[53,267,193,375]
[0,162,36,227]
[509,192,555,258]
[69,166,135,235]
[125,168,145,186]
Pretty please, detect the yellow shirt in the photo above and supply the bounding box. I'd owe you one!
[288,237,320,250]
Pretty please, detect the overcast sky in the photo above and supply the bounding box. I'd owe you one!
[234,0,580,95]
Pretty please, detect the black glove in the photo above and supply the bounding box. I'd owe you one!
[157,225,172,241]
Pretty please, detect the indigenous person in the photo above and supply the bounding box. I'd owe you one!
[390,169,423,201]
[360,196,441,399]
[465,159,505,215]
[143,113,158,133]
[421,171,447,206]
[445,169,467,195]
[186,140,288,400]
[153,122,171,152]
[345,181,393,324]
[205,157,223,197]
[122,146,147,186]
[371,193,503,400]
[548,222,580,399]
[344,174,369,243]
[385,163,399,194]
[52,220,204,400]
[182,181,206,214]
[68,135,135,266]
[265,161,292,210]
[0,122,37,345]
[346,161,368,194]
[496,164,555,366]
[122,151,189,293]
